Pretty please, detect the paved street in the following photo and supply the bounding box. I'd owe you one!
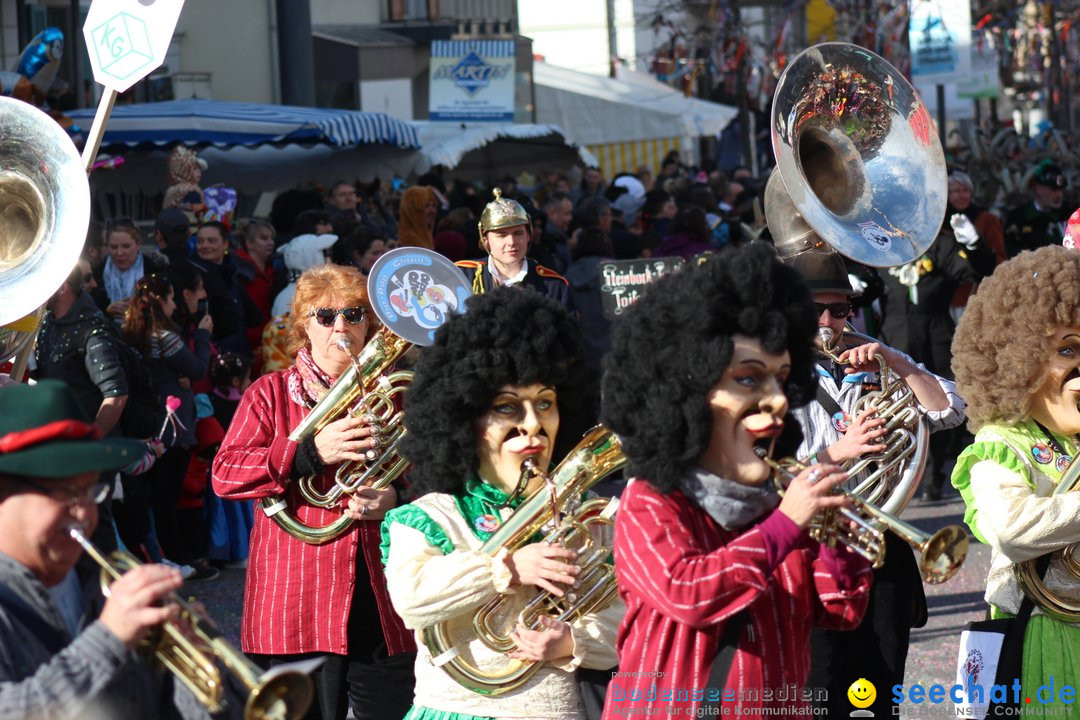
[900,491,991,717]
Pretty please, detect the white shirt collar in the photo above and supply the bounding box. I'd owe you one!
[487,256,528,286]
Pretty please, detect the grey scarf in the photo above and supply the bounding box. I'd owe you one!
[679,465,780,530]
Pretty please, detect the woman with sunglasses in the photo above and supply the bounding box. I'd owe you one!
[213,264,415,720]
[94,217,168,321]
[782,249,965,718]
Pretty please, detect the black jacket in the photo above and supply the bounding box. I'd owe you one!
[34,292,128,423]
[1003,201,1069,258]
[456,259,576,314]
[877,230,995,377]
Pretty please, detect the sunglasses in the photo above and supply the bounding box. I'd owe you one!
[309,306,366,327]
[815,302,852,319]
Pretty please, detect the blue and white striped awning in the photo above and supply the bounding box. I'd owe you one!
[67,99,420,150]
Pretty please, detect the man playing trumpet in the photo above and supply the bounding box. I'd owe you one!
[0,380,234,719]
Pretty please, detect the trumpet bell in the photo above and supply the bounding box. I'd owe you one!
[920,525,969,584]
[0,96,90,327]
[770,43,946,268]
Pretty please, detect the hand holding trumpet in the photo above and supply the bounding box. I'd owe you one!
[776,463,852,529]
[98,563,183,648]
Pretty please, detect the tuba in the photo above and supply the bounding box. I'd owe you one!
[1013,458,1080,622]
[70,527,314,720]
[422,426,625,695]
[0,97,90,358]
[767,42,947,517]
[757,453,968,584]
[261,247,473,544]
[260,326,413,544]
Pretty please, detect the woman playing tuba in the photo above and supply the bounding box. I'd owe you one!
[381,286,622,719]
[212,264,416,720]
[951,245,1080,713]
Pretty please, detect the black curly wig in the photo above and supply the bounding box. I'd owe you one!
[401,286,592,495]
[600,242,818,493]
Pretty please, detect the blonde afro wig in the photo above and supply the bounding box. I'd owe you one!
[952,246,1080,432]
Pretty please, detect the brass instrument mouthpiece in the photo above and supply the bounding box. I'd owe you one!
[817,326,835,350]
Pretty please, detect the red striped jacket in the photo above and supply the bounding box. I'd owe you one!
[211,369,414,656]
[603,480,871,717]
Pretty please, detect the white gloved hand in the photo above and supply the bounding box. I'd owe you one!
[950,213,980,249]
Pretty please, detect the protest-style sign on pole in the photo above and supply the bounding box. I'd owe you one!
[5,0,187,382]
[81,0,186,171]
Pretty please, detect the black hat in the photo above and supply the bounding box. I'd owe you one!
[782,249,856,297]
[1033,163,1066,189]
[0,381,144,477]
[154,207,193,236]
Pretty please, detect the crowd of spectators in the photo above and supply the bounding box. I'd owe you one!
[22,144,1072,579]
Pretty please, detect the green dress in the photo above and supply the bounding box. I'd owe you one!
[953,420,1080,708]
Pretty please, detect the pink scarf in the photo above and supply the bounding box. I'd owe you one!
[287,346,338,408]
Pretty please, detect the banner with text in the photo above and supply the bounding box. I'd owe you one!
[599,257,685,321]
[429,40,515,122]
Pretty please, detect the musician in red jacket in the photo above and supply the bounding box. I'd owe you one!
[212,264,415,720]
[599,243,872,717]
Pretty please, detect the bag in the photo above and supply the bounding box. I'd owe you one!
[81,319,166,440]
[114,340,166,440]
[954,555,1049,719]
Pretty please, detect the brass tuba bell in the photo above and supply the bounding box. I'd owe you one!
[0,96,89,335]
[767,42,947,269]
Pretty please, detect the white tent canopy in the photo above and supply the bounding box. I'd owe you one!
[412,121,597,178]
[533,62,737,146]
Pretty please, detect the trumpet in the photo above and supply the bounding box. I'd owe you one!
[260,326,413,544]
[756,452,968,584]
[69,527,314,720]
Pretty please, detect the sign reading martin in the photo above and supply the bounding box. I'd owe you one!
[429,40,515,122]
[908,0,971,84]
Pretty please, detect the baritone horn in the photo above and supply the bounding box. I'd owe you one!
[259,326,414,545]
[816,325,929,515]
[69,527,313,720]
[260,247,474,545]
[422,426,625,695]
[757,452,968,584]
[1013,457,1080,622]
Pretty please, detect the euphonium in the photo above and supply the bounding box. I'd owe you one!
[1013,457,1080,622]
[758,453,968,584]
[69,527,314,720]
[260,326,413,544]
[422,426,625,695]
[816,326,929,515]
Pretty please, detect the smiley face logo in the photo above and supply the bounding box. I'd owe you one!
[847,678,876,709]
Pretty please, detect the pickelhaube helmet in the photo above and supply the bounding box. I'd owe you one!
[477,188,529,237]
